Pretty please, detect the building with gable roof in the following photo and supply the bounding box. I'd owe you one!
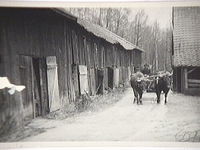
[172,7,200,95]
[0,7,143,135]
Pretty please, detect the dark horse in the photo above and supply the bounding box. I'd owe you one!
[130,73,145,104]
[154,74,171,104]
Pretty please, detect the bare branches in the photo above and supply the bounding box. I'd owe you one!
[66,8,172,72]
[130,9,148,46]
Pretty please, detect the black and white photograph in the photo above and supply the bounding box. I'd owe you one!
[0,0,200,147]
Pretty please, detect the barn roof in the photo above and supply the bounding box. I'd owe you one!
[173,7,200,67]
[55,8,143,52]
[77,19,143,52]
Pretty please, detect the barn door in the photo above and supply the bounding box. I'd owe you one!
[38,58,49,116]
[72,64,80,98]
[19,55,34,120]
[88,68,96,96]
[79,65,89,94]
[46,56,60,112]
[114,68,119,88]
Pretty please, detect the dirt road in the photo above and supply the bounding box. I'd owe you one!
[22,88,200,142]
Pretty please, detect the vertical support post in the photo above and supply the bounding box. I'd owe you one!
[173,68,177,91]
[181,67,186,93]
[31,59,35,119]
[184,68,188,89]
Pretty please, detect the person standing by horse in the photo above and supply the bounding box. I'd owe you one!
[141,63,152,92]
[141,63,151,76]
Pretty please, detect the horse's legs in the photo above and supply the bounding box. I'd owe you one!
[138,90,143,104]
[133,96,137,104]
[139,93,143,104]
[136,93,139,104]
[156,90,161,104]
[133,89,137,104]
[164,93,167,104]
[164,89,170,104]
[135,91,139,104]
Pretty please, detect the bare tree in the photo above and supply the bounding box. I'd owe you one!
[129,9,148,46]
[65,7,172,72]
[152,21,160,72]
[105,8,112,29]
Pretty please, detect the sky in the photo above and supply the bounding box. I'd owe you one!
[130,7,172,29]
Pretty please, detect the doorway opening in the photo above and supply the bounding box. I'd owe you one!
[177,67,182,92]
[96,69,104,95]
[19,55,60,121]
[107,67,114,89]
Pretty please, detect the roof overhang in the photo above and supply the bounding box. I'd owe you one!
[54,8,144,53]
[52,8,77,22]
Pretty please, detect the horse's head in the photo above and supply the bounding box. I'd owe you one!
[136,79,146,91]
[163,75,172,89]
[155,74,171,89]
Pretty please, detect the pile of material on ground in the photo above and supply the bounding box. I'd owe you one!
[46,87,126,119]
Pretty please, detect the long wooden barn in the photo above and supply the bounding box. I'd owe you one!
[172,7,200,95]
[0,7,143,134]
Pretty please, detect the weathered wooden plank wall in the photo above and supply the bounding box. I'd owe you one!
[0,9,25,135]
[0,8,76,133]
[0,8,142,134]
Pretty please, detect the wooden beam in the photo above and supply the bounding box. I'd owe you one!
[188,79,200,84]
[187,68,197,74]
[188,83,200,88]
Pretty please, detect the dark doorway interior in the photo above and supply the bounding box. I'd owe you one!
[32,58,42,117]
[19,56,49,120]
[96,69,104,95]
[32,58,49,117]
[177,67,182,92]
[188,67,200,80]
[107,67,114,89]
[72,64,80,98]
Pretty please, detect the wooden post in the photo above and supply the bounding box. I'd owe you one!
[31,60,35,119]
[181,68,186,93]
[181,68,183,92]
[173,68,176,91]
[184,68,188,89]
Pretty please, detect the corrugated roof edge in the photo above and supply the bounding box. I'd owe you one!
[54,8,144,52]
